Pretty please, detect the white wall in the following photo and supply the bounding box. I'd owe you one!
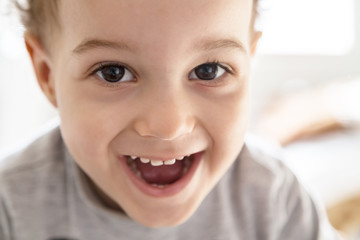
[249,0,360,126]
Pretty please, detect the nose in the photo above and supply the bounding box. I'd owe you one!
[133,86,195,141]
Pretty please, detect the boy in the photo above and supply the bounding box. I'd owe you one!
[0,0,341,239]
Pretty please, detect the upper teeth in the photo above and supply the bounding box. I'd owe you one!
[150,160,163,166]
[140,158,150,164]
[164,159,176,165]
[130,155,187,166]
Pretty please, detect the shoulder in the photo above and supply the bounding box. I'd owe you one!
[234,137,310,209]
[0,126,64,173]
[0,126,75,238]
[224,138,340,239]
[235,137,292,191]
[0,126,67,198]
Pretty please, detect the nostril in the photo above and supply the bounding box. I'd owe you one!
[133,117,195,141]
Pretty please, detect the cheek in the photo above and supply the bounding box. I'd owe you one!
[55,77,131,160]
[202,81,249,171]
[204,83,249,148]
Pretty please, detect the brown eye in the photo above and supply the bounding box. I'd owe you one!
[189,63,226,80]
[96,65,134,83]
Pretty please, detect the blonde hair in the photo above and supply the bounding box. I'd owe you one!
[14,0,59,50]
[15,0,259,51]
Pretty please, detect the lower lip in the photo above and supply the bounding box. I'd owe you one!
[119,152,203,198]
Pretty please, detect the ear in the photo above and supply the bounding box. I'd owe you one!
[250,31,262,56]
[24,32,58,108]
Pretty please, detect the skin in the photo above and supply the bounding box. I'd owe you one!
[25,0,261,227]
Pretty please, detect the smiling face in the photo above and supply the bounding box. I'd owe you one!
[27,0,259,227]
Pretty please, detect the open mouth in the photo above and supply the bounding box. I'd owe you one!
[125,154,195,188]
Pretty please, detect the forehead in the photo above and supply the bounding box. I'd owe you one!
[58,0,253,54]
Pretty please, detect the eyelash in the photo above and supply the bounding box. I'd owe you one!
[205,60,233,73]
[89,60,235,87]
[89,62,136,87]
[190,60,235,87]
[199,60,233,77]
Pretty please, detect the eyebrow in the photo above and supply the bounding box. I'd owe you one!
[72,38,136,54]
[195,38,247,54]
[72,37,247,55]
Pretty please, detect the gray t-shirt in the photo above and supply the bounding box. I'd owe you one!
[0,127,340,240]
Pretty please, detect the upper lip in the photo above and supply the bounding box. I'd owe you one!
[113,129,208,161]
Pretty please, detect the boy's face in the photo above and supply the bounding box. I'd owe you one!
[34,0,258,227]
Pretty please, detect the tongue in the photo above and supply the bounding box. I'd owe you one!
[136,159,184,185]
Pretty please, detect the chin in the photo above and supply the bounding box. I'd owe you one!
[124,193,205,228]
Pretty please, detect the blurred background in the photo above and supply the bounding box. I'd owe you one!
[0,0,359,238]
